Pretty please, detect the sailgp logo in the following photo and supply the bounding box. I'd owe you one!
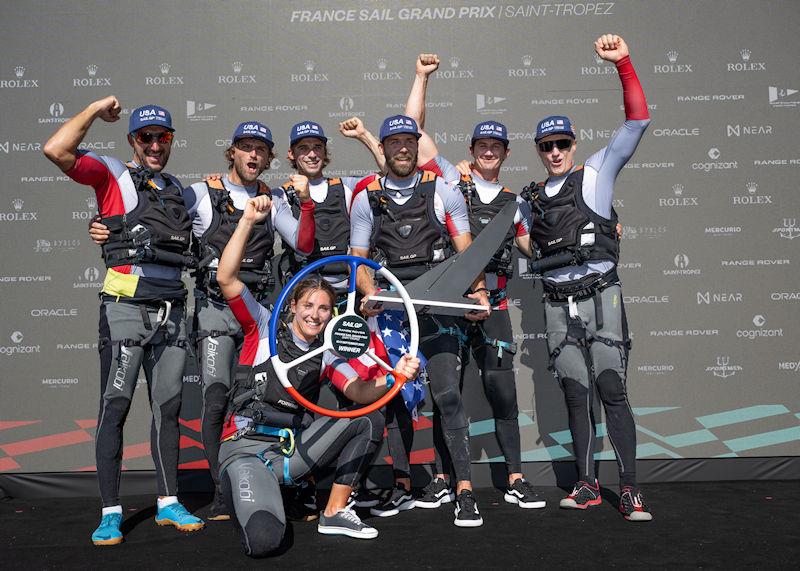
[706,356,742,379]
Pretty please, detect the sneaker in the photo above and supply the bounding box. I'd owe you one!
[504,479,547,509]
[348,487,384,509]
[155,502,205,532]
[317,506,378,539]
[619,486,653,522]
[207,487,230,521]
[414,477,455,509]
[369,483,415,517]
[285,481,319,522]
[91,513,123,546]
[453,489,483,528]
[559,480,602,510]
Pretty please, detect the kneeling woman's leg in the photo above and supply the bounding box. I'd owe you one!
[288,410,386,512]
[219,439,286,557]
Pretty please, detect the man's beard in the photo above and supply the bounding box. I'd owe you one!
[386,152,417,178]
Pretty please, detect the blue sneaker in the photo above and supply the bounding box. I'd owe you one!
[91,513,123,546]
[155,502,205,532]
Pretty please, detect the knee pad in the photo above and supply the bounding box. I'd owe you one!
[431,385,467,430]
[203,383,229,418]
[99,397,133,429]
[595,369,627,406]
[560,377,589,409]
[243,511,285,557]
[157,392,182,423]
[483,369,518,420]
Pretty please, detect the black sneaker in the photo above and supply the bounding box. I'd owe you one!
[504,479,546,509]
[369,484,415,517]
[318,507,378,539]
[208,487,230,521]
[559,480,602,510]
[285,480,319,522]
[453,489,483,528]
[348,487,385,509]
[619,486,653,522]
[415,477,455,509]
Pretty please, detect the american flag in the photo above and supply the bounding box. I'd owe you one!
[348,309,427,419]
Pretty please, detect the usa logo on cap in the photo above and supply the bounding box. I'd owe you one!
[472,121,509,145]
[290,121,328,146]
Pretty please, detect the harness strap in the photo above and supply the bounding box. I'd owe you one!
[420,315,468,346]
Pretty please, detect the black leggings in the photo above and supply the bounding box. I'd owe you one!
[218,410,385,557]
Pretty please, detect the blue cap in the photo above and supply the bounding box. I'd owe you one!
[535,115,575,142]
[232,121,274,149]
[471,121,509,146]
[290,121,328,146]
[379,115,421,142]
[128,105,173,134]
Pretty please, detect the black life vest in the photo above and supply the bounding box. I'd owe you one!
[230,326,324,421]
[367,171,453,283]
[524,166,619,269]
[194,179,275,299]
[282,178,349,277]
[459,174,517,277]
[101,165,194,269]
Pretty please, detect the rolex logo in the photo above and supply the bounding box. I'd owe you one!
[159,62,171,75]
[672,183,684,196]
[377,58,387,70]
[14,66,25,78]
[13,198,24,211]
[522,55,533,67]
[305,60,315,72]
[666,50,678,63]
[86,195,97,209]
[86,64,98,76]
[450,56,460,69]
[740,49,751,61]
[232,61,243,73]
[746,181,758,194]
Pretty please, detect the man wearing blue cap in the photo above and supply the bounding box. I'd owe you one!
[402,53,545,511]
[525,34,653,521]
[89,120,318,521]
[45,96,204,544]
[350,114,492,528]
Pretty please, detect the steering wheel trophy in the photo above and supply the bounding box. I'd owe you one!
[268,255,419,419]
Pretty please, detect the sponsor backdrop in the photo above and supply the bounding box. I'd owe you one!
[1,1,798,481]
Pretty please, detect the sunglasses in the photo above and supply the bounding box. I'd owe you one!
[134,131,174,145]
[537,138,573,153]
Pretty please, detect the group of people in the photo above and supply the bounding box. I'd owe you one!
[43,34,653,557]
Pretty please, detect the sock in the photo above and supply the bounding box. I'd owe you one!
[102,505,123,516]
[157,496,178,510]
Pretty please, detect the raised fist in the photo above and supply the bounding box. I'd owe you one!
[289,174,310,203]
[594,34,629,63]
[416,53,440,77]
[94,95,121,123]
[243,195,272,223]
[339,117,366,139]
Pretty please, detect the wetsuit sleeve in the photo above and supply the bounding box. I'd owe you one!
[184,182,211,238]
[434,177,470,238]
[322,351,358,392]
[227,284,272,366]
[351,174,379,213]
[64,151,125,218]
[584,56,651,218]
[272,193,316,254]
[349,189,375,250]
[514,195,530,236]
[419,155,460,184]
